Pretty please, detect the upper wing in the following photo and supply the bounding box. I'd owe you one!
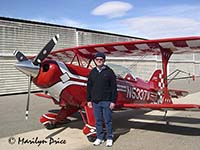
[47,36,200,61]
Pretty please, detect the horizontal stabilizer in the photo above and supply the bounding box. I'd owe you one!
[168,89,189,98]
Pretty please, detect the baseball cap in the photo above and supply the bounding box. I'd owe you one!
[95,52,106,59]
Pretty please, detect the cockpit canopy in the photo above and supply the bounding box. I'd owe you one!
[106,63,136,80]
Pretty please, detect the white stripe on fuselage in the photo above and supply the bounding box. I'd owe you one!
[44,80,87,101]
[56,61,88,81]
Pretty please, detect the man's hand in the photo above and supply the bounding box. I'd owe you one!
[109,102,115,110]
[87,102,93,108]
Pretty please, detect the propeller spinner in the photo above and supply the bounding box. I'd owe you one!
[13,34,59,119]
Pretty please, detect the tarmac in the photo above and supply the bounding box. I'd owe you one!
[0,87,200,150]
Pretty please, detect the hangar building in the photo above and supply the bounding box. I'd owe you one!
[0,17,143,95]
[0,17,199,95]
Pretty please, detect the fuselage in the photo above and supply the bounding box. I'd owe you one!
[33,59,159,107]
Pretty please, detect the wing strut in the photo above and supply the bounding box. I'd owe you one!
[161,48,173,104]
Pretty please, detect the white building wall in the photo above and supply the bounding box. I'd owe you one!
[0,17,139,95]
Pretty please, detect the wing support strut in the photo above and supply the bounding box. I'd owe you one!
[161,48,173,104]
[70,53,93,68]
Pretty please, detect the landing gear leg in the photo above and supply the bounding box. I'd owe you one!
[164,110,167,119]
[40,106,78,130]
[163,110,169,125]
[81,106,97,142]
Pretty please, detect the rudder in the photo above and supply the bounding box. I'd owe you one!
[148,69,163,91]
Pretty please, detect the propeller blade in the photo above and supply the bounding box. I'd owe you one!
[13,50,28,62]
[33,34,59,65]
[25,76,32,120]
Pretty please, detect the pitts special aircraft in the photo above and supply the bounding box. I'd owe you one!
[14,34,200,142]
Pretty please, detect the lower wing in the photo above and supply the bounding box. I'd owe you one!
[123,103,200,111]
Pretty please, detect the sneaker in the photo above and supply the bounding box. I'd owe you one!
[106,139,113,147]
[93,139,104,146]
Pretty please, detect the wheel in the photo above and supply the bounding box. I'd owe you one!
[87,136,96,142]
[44,123,56,130]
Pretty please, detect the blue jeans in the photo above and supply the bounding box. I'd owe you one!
[93,101,113,140]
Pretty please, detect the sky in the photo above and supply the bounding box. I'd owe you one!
[0,0,200,39]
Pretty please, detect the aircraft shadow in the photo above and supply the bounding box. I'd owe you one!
[112,109,200,142]
[46,109,200,140]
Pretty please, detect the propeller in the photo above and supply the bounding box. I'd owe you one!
[33,34,59,65]
[13,50,28,62]
[13,34,60,119]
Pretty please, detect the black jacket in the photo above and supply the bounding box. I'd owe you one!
[87,65,117,103]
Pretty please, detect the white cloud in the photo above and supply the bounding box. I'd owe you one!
[89,16,200,39]
[91,5,200,39]
[92,1,133,18]
[122,17,200,38]
[119,5,200,38]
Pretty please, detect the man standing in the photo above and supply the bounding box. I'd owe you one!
[87,52,117,147]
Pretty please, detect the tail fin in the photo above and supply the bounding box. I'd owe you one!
[148,69,163,91]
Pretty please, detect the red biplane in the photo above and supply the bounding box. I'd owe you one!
[13,34,200,142]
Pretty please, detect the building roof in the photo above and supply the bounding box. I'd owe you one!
[0,16,146,40]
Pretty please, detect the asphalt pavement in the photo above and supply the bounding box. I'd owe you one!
[0,91,200,150]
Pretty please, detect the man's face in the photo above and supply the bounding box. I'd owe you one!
[94,57,105,67]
